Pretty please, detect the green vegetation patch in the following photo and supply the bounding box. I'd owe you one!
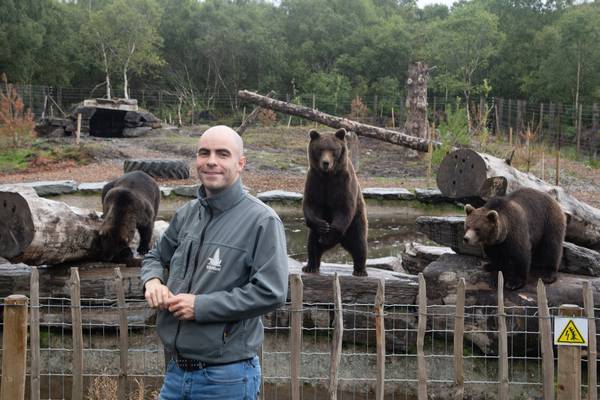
[0,141,95,173]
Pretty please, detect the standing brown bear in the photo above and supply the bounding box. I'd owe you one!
[302,128,368,276]
[463,188,566,290]
[99,170,160,262]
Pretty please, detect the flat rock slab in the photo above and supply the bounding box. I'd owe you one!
[171,184,200,197]
[78,182,108,194]
[362,187,415,200]
[21,180,78,196]
[257,190,302,202]
[414,188,452,204]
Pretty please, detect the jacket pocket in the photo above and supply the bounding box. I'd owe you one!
[168,238,193,280]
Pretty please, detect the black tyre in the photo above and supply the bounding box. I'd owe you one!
[123,159,190,179]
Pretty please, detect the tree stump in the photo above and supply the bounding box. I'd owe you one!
[404,62,429,139]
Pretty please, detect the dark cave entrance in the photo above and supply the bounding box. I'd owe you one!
[89,109,127,137]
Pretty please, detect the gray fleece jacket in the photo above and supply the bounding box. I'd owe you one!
[140,178,288,363]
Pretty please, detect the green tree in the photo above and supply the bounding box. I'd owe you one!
[84,0,163,99]
[422,2,503,124]
[526,3,600,105]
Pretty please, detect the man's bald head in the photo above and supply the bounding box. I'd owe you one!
[199,125,244,158]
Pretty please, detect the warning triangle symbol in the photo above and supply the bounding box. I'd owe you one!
[557,320,586,344]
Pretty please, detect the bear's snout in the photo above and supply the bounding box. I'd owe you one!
[321,161,330,171]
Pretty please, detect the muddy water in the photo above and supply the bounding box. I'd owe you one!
[54,194,461,263]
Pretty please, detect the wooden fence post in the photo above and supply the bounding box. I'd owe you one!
[290,274,303,400]
[375,279,385,400]
[583,282,597,400]
[453,278,465,400]
[70,267,83,400]
[557,304,583,400]
[329,274,343,400]
[537,280,554,400]
[556,104,562,186]
[76,113,82,145]
[417,273,427,400]
[114,268,129,400]
[30,267,41,400]
[0,294,28,400]
[497,272,509,400]
[507,99,512,138]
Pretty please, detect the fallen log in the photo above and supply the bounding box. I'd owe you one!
[436,148,600,249]
[423,253,600,356]
[237,90,440,152]
[416,215,600,277]
[236,90,275,135]
[0,185,103,265]
[0,186,169,265]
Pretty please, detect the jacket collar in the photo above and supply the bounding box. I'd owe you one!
[197,178,245,213]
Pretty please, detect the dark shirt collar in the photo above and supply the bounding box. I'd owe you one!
[197,178,245,213]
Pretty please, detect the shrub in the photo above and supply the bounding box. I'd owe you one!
[0,73,36,148]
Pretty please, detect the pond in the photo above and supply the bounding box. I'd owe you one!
[54,194,461,264]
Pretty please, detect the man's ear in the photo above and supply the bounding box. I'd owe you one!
[335,128,346,141]
[238,155,247,170]
[309,129,320,140]
[486,210,499,223]
[465,204,475,215]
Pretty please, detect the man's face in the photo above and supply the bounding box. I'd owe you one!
[196,129,246,196]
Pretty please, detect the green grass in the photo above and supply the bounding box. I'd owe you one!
[0,141,95,173]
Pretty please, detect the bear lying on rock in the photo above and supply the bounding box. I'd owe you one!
[99,171,160,262]
[302,128,368,277]
[464,187,566,290]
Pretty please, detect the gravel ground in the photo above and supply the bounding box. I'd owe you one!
[1,126,598,208]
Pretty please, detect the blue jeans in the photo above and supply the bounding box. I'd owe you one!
[159,356,261,400]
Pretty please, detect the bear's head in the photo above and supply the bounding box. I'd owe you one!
[463,204,504,246]
[307,128,348,174]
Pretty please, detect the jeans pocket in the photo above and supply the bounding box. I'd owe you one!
[203,363,246,384]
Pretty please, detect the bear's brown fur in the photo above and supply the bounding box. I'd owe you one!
[302,128,368,276]
[464,187,566,290]
[99,171,160,262]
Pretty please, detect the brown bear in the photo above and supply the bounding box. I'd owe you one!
[99,171,160,262]
[463,187,566,290]
[302,128,368,276]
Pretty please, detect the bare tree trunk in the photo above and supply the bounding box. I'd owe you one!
[123,42,135,100]
[238,90,439,152]
[236,90,275,135]
[404,62,429,138]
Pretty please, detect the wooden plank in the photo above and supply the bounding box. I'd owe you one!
[453,278,465,400]
[537,280,555,400]
[583,282,597,400]
[328,274,343,400]
[70,267,84,400]
[497,272,509,400]
[290,274,303,400]
[30,267,40,400]
[114,268,129,400]
[0,294,28,400]
[557,304,582,400]
[417,273,427,400]
[375,279,385,400]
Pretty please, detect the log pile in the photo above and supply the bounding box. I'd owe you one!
[436,148,600,250]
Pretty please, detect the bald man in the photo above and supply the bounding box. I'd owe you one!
[141,125,289,399]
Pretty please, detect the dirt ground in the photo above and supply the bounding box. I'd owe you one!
[1,125,599,208]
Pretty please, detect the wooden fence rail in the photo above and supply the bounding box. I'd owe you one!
[1,269,599,399]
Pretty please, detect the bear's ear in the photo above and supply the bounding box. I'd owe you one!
[309,129,320,140]
[334,128,347,141]
[465,204,475,215]
[486,210,499,223]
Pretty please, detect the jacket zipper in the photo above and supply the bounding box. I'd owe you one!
[173,206,213,357]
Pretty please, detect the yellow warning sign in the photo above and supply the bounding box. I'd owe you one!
[556,320,586,345]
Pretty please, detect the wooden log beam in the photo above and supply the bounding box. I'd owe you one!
[0,186,102,265]
[436,148,600,249]
[236,90,275,135]
[423,253,600,356]
[416,215,600,276]
[237,90,440,152]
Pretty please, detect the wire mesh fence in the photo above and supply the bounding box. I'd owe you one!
[1,291,598,399]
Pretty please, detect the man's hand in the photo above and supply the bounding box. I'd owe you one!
[144,278,172,309]
[165,294,196,320]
